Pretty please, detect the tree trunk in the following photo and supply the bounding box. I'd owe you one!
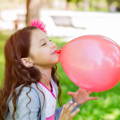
[83,0,90,11]
[26,0,42,26]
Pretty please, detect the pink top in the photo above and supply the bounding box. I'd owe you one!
[46,115,55,120]
[38,81,56,99]
[38,80,57,120]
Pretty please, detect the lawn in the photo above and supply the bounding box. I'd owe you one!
[0,31,120,120]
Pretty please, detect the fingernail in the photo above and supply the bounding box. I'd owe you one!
[74,102,77,105]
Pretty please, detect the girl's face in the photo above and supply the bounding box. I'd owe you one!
[29,29,59,66]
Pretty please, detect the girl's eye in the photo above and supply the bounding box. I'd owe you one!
[41,43,47,46]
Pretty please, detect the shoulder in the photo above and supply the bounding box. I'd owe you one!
[6,84,41,117]
[7,85,40,108]
[16,86,41,109]
[17,85,39,99]
[7,84,40,105]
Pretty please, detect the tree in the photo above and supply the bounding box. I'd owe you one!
[106,0,120,12]
[26,0,43,25]
[83,0,90,11]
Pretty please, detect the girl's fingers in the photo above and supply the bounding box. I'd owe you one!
[71,108,80,118]
[67,92,75,96]
[68,102,77,112]
[63,101,73,110]
[88,97,99,101]
[87,90,93,94]
[60,102,80,120]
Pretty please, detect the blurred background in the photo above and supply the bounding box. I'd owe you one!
[0,0,120,120]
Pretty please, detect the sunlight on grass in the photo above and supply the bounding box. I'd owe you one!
[103,109,120,120]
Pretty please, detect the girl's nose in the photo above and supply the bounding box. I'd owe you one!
[50,42,57,49]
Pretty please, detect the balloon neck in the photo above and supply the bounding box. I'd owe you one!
[55,49,61,54]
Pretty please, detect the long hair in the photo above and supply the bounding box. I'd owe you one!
[0,26,62,120]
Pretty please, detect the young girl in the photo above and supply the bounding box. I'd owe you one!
[0,23,98,120]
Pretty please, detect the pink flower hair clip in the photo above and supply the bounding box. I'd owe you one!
[30,20,47,33]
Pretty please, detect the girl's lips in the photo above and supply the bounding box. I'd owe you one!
[51,49,61,55]
[54,50,61,54]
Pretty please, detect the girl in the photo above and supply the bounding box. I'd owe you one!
[0,23,98,120]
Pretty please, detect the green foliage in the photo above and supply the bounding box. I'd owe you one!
[0,31,9,88]
[67,0,120,12]
[1,0,120,12]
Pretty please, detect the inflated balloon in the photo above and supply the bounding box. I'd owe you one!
[59,35,120,92]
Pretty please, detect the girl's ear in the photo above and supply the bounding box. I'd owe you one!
[20,57,34,68]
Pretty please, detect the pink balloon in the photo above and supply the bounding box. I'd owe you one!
[59,35,120,92]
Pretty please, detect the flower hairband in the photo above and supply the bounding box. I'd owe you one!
[30,20,61,54]
[30,20,47,33]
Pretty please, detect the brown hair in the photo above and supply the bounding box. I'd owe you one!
[0,26,62,120]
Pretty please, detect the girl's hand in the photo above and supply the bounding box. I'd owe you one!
[68,88,99,104]
[59,101,80,120]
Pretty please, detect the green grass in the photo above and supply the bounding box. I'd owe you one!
[0,31,10,88]
[0,31,120,120]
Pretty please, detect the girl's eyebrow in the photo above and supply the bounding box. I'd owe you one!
[40,38,45,41]
[40,37,49,43]
[40,38,46,43]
